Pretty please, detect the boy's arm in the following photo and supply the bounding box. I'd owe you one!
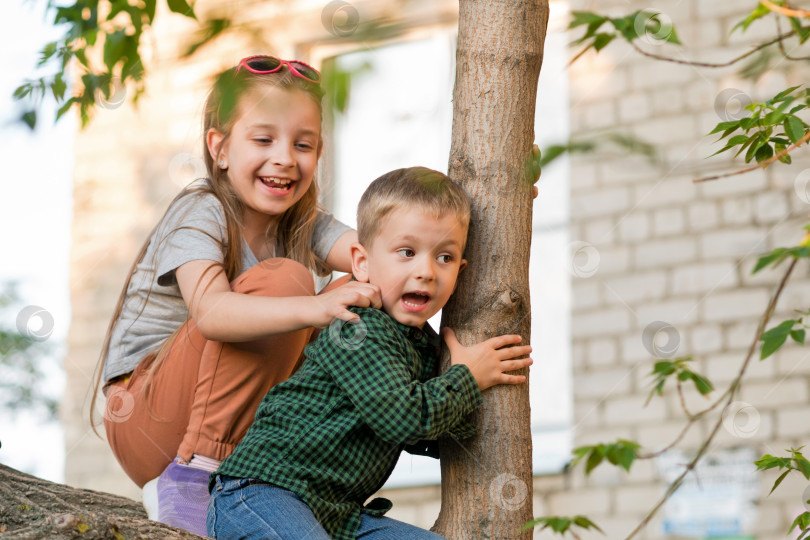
[315,310,482,446]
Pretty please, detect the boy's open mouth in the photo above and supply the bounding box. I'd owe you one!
[402,292,430,311]
[259,176,294,191]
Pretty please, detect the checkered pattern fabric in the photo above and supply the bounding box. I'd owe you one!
[214,307,482,539]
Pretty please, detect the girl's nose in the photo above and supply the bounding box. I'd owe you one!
[271,143,295,167]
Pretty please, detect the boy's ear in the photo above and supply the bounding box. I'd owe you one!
[350,242,370,282]
[206,128,226,163]
[453,258,467,291]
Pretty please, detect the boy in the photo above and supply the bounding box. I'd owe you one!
[207,167,532,540]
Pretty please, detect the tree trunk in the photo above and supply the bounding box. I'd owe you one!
[432,1,548,538]
[0,463,202,539]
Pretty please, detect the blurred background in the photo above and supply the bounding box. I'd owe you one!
[4,0,810,538]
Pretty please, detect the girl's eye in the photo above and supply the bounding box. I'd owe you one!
[254,137,272,144]
[437,254,452,263]
[397,249,415,258]
[296,142,314,151]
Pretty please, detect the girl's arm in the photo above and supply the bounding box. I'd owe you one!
[324,230,357,274]
[175,258,380,342]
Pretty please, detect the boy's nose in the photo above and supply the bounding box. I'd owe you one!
[414,257,436,280]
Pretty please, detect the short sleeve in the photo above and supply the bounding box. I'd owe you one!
[311,210,351,260]
[155,192,227,286]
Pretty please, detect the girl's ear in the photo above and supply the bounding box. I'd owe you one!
[317,137,324,160]
[206,128,226,163]
[350,242,370,282]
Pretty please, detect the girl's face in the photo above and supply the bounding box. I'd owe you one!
[208,85,322,233]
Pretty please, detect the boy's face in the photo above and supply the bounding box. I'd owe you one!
[351,207,467,328]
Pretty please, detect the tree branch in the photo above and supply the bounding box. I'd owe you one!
[693,129,810,183]
[625,257,799,540]
[629,31,797,68]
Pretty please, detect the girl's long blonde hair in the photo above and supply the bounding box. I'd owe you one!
[90,63,330,432]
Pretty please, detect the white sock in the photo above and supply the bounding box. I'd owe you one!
[142,477,159,520]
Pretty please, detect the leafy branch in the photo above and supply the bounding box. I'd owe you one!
[14,0,198,128]
[521,516,603,539]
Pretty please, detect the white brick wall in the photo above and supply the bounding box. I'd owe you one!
[560,1,810,538]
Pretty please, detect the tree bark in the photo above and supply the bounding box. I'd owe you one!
[0,463,202,539]
[432,1,548,538]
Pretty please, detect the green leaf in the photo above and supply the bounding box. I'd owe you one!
[690,372,714,395]
[753,247,789,273]
[786,116,806,145]
[792,329,806,344]
[572,516,604,533]
[144,0,157,23]
[709,120,740,135]
[789,512,810,534]
[795,456,810,480]
[761,333,789,360]
[103,29,126,72]
[21,110,36,130]
[774,469,798,498]
[762,320,797,340]
[56,98,77,122]
[585,449,603,475]
[770,469,791,495]
[593,33,616,51]
[755,143,774,163]
[763,110,786,126]
[166,0,197,19]
[733,3,771,33]
[569,11,608,29]
[50,74,67,101]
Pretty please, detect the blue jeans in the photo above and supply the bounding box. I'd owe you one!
[207,475,445,539]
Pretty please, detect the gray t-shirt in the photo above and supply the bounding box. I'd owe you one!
[103,189,350,381]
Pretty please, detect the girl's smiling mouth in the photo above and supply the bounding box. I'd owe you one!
[259,176,295,192]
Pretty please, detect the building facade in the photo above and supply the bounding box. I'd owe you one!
[64,0,810,538]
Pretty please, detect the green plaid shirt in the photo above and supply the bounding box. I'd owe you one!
[214,306,482,539]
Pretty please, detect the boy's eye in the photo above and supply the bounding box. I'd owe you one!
[437,254,452,263]
[397,249,415,258]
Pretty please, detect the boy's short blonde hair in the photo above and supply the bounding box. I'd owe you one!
[357,167,471,250]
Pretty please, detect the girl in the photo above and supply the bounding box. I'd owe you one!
[91,56,381,536]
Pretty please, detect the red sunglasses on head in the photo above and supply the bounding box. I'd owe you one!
[236,55,321,84]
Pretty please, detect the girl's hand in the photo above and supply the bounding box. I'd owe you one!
[443,328,532,391]
[311,281,382,327]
